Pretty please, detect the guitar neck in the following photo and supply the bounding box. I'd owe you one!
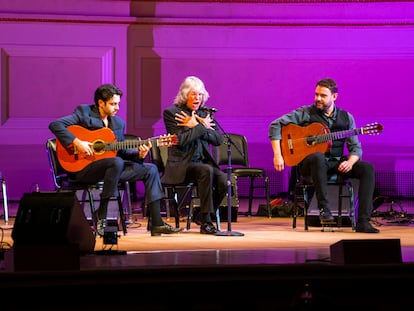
[105,138,159,151]
[315,128,364,144]
[56,126,178,173]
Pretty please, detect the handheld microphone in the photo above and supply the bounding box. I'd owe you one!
[200,106,218,114]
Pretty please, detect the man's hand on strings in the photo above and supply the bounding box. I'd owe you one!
[138,140,152,159]
[73,138,93,157]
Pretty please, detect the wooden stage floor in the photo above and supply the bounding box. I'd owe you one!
[1,197,414,309]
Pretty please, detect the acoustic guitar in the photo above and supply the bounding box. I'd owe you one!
[281,122,383,166]
[56,125,178,172]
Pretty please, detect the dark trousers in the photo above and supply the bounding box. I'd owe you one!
[300,152,375,222]
[185,162,227,214]
[73,157,164,204]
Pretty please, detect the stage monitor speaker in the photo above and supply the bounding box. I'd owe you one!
[12,191,96,253]
[330,239,402,265]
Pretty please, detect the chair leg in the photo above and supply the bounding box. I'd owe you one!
[337,184,343,228]
[337,181,355,230]
[292,185,299,229]
[146,209,151,231]
[161,187,169,220]
[264,176,271,219]
[117,195,127,235]
[292,183,310,230]
[171,188,180,229]
[303,185,309,231]
[247,177,254,216]
[86,189,97,229]
[348,183,356,231]
[1,178,9,225]
[187,199,194,230]
[215,206,221,231]
[161,187,180,228]
[174,186,191,230]
[123,181,132,222]
[174,186,193,229]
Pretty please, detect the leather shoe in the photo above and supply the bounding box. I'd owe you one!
[200,223,218,235]
[319,213,334,223]
[355,222,380,233]
[319,207,334,223]
[151,222,184,236]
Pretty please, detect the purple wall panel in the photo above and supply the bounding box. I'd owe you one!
[9,57,102,118]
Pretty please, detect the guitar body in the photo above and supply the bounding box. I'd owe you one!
[56,126,118,172]
[281,123,330,167]
[56,125,179,173]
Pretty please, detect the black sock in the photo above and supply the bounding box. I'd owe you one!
[96,198,109,220]
[200,212,212,224]
[148,200,164,226]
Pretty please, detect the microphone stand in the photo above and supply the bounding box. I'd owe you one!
[213,116,244,237]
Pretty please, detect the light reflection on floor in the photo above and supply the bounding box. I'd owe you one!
[79,246,414,271]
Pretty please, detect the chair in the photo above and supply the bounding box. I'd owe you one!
[0,171,9,225]
[45,138,129,236]
[291,165,356,231]
[148,143,202,230]
[214,133,271,217]
[149,143,222,231]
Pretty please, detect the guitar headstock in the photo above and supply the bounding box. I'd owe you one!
[157,134,178,147]
[362,122,384,135]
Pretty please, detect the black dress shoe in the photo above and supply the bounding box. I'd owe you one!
[151,222,184,236]
[319,208,334,223]
[200,223,218,235]
[319,213,334,223]
[355,222,380,233]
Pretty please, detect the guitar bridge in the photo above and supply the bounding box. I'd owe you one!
[287,134,293,154]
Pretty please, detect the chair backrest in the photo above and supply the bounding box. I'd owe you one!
[214,133,249,168]
[124,133,140,141]
[46,138,67,190]
[149,143,169,175]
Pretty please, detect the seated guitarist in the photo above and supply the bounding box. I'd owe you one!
[49,83,183,237]
[268,78,379,233]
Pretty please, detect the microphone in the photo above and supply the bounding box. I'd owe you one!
[200,106,218,114]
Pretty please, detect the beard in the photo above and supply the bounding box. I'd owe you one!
[315,101,330,113]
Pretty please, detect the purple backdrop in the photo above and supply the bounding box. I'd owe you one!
[0,0,413,201]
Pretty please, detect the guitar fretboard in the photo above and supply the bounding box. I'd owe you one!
[313,128,363,144]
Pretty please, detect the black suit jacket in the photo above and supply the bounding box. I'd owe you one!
[161,104,223,184]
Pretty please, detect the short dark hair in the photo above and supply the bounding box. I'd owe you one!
[316,78,338,94]
[94,84,123,106]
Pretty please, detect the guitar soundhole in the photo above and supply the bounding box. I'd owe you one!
[92,140,106,154]
[306,136,316,146]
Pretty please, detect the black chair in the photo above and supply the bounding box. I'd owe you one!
[45,138,129,236]
[214,133,271,217]
[291,165,356,231]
